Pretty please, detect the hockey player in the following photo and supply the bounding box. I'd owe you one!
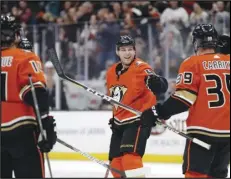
[141,24,230,178]
[106,35,168,178]
[1,14,57,178]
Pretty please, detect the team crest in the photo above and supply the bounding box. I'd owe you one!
[109,85,128,110]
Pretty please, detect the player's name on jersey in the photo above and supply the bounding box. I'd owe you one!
[202,61,230,70]
[1,56,13,67]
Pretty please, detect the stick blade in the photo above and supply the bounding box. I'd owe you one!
[47,48,66,78]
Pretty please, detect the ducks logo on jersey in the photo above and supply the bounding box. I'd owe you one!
[109,85,128,110]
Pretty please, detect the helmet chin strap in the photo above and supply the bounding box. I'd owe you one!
[193,41,198,55]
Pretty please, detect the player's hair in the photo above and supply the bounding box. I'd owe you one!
[1,14,21,47]
[192,24,218,53]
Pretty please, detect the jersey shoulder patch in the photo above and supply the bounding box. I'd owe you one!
[144,69,155,75]
[135,60,145,66]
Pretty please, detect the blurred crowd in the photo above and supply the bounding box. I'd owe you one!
[1,1,230,110]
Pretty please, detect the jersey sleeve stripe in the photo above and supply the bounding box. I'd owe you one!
[19,82,45,100]
[171,94,192,107]
[176,88,198,95]
[173,90,197,105]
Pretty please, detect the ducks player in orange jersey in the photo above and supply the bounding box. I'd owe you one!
[141,24,230,178]
[1,14,57,178]
[106,35,168,178]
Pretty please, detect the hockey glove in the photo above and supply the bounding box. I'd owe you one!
[108,118,120,133]
[140,106,159,127]
[145,75,168,94]
[38,115,57,153]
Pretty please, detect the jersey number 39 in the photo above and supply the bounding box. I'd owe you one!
[204,73,230,108]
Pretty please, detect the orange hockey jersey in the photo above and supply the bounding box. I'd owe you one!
[106,58,156,125]
[173,53,230,138]
[1,48,46,132]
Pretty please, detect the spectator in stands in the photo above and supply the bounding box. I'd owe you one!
[135,37,148,61]
[11,6,21,21]
[63,7,77,24]
[111,2,123,20]
[77,1,93,27]
[18,0,32,24]
[79,14,100,79]
[1,3,9,14]
[120,12,139,37]
[44,61,69,110]
[122,1,133,16]
[96,7,108,23]
[149,4,161,21]
[35,2,46,24]
[62,7,78,42]
[182,1,195,14]
[45,1,60,18]
[130,1,154,40]
[160,24,185,77]
[98,60,114,80]
[160,0,189,30]
[60,1,72,18]
[160,0,189,45]
[153,56,164,77]
[213,1,230,35]
[189,2,209,28]
[96,12,120,70]
[62,42,78,78]
[226,1,230,12]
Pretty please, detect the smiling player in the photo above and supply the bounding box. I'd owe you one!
[106,35,168,178]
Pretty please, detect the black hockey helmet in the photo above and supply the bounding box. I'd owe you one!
[192,24,218,53]
[18,38,33,51]
[116,35,135,50]
[217,35,230,55]
[1,14,21,46]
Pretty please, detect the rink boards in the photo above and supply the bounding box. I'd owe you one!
[50,111,188,163]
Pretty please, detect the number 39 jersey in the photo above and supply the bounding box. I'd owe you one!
[172,54,230,138]
[1,48,46,132]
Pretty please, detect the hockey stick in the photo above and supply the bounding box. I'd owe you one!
[56,138,126,177]
[47,48,211,150]
[104,161,111,178]
[47,48,140,115]
[104,168,110,178]
[28,75,53,178]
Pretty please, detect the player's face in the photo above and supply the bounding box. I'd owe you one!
[117,45,136,66]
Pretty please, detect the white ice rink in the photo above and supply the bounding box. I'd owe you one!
[45,160,230,178]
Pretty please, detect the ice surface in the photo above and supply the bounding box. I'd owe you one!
[45,160,230,178]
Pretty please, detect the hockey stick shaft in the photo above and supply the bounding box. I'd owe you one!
[57,138,126,177]
[104,168,110,178]
[28,75,53,178]
[47,48,211,150]
[104,161,111,178]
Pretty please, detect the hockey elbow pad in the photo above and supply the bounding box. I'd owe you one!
[23,87,50,115]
